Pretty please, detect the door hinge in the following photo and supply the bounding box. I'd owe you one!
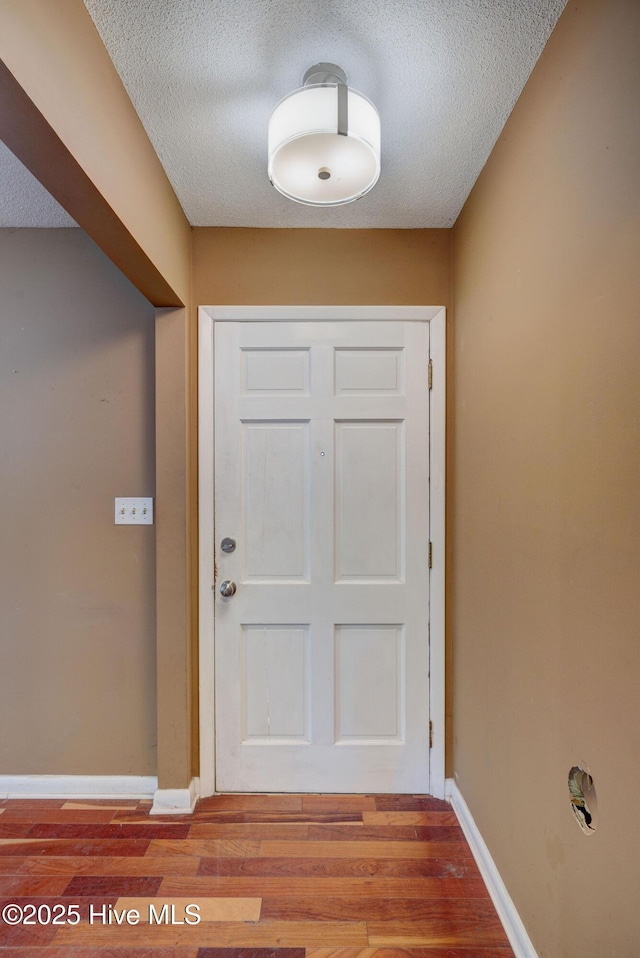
[428,359,433,390]
[428,541,433,568]
[429,720,433,749]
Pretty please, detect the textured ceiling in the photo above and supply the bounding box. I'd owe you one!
[0,143,76,228]
[1,0,567,228]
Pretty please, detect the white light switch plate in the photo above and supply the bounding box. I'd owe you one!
[115,497,153,525]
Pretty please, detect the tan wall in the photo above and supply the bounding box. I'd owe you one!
[193,227,451,306]
[452,0,640,954]
[0,229,157,775]
[1,1,195,787]
[155,305,195,788]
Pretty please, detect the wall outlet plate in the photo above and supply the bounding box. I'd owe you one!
[115,497,153,525]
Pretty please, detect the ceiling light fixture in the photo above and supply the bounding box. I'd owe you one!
[268,63,381,207]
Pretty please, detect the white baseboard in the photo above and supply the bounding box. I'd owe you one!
[0,775,157,800]
[150,777,199,815]
[446,779,539,958]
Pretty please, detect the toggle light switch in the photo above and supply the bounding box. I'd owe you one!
[115,497,154,525]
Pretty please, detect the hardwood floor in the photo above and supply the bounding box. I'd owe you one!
[0,794,514,956]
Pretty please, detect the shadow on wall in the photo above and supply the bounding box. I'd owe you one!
[0,227,157,777]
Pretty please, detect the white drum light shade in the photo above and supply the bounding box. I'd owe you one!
[268,71,381,206]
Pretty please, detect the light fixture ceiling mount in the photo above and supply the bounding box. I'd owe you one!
[268,62,381,207]
[301,63,348,87]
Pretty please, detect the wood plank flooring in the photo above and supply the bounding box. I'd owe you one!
[0,794,514,956]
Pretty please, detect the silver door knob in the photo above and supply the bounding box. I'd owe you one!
[219,580,237,597]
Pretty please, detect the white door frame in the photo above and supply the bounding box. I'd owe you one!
[198,305,446,798]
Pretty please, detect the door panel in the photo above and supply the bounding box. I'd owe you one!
[334,347,404,395]
[242,348,310,396]
[242,421,310,581]
[241,625,311,742]
[335,421,404,581]
[334,624,405,742]
[214,320,430,792]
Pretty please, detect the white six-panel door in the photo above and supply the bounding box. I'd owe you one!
[212,320,431,793]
